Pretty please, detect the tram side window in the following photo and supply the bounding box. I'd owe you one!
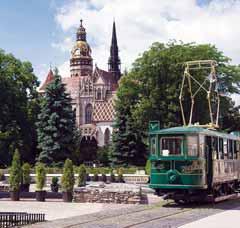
[234,141,237,159]
[237,142,240,160]
[161,137,182,156]
[219,138,224,159]
[228,140,233,159]
[187,136,198,156]
[151,137,156,155]
[224,139,228,159]
[213,137,219,159]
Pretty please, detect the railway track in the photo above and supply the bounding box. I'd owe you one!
[65,203,196,228]
[26,199,240,228]
[122,207,193,228]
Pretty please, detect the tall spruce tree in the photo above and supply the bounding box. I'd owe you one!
[111,75,146,166]
[37,69,77,165]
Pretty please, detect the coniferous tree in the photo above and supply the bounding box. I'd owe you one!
[111,74,146,166]
[37,69,78,165]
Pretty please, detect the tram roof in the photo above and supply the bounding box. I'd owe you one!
[150,126,240,140]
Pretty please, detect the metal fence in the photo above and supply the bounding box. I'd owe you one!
[0,212,45,228]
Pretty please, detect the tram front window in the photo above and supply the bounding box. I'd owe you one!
[161,137,182,156]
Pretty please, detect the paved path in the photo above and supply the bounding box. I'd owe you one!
[0,199,132,221]
[25,199,240,227]
[179,206,240,228]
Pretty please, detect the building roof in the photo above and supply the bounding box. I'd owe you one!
[93,93,116,122]
[38,69,54,93]
[94,67,118,91]
[62,77,82,100]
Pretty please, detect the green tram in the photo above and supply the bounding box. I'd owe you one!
[148,121,240,203]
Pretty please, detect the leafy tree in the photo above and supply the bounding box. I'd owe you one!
[0,50,39,166]
[37,69,79,165]
[112,41,240,165]
[9,150,22,191]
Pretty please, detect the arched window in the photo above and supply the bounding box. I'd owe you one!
[97,88,101,100]
[104,128,110,145]
[85,104,93,124]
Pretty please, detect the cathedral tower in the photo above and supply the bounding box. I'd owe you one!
[108,21,121,81]
[70,20,93,77]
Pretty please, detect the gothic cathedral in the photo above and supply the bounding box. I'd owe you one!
[39,20,121,148]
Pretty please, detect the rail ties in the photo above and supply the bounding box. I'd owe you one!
[0,212,45,228]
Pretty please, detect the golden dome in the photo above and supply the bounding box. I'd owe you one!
[71,41,91,58]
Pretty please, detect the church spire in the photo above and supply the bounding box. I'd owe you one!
[108,21,121,81]
[76,19,86,41]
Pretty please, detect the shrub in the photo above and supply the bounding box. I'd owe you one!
[78,164,87,187]
[9,150,22,191]
[61,159,75,192]
[22,163,31,185]
[93,170,99,182]
[145,160,151,175]
[117,167,124,183]
[110,170,115,183]
[51,176,59,186]
[102,173,107,182]
[0,170,4,181]
[35,163,46,191]
[96,146,110,166]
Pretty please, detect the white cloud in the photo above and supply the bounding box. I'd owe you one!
[51,36,74,52]
[52,0,240,103]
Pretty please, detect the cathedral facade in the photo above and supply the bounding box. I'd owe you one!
[39,20,121,147]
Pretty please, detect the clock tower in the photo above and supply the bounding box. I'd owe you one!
[70,19,93,77]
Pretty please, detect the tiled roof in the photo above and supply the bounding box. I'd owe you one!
[38,69,54,92]
[93,93,116,122]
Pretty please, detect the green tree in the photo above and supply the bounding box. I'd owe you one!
[61,159,75,192]
[96,145,111,166]
[9,150,22,191]
[111,74,147,166]
[22,163,31,185]
[112,41,240,165]
[37,68,79,165]
[77,164,87,187]
[0,50,39,166]
[35,162,46,191]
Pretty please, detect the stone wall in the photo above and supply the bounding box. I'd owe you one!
[73,187,146,204]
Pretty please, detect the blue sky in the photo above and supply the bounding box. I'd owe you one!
[0,0,240,92]
[0,1,67,81]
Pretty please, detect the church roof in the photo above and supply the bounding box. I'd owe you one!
[94,67,118,91]
[62,77,81,100]
[93,93,116,122]
[38,69,54,93]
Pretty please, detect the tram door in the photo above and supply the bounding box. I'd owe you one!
[205,136,213,189]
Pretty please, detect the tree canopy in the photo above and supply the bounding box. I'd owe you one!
[0,50,39,166]
[111,41,240,165]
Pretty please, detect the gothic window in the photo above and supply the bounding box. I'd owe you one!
[97,88,101,100]
[104,128,110,145]
[85,104,93,124]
